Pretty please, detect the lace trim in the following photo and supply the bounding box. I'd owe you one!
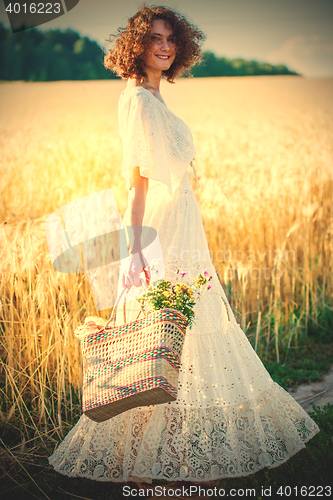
[48,382,320,482]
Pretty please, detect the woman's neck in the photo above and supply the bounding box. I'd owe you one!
[145,69,162,92]
[127,68,162,93]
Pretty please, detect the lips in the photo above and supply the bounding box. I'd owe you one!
[156,55,170,60]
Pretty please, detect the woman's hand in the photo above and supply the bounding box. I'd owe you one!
[121,167,150,290]
[121,251,151,290]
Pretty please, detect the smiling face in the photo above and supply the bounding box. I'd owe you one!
[144,19,177,75]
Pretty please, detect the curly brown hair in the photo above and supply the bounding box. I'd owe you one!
[103,5,205,83]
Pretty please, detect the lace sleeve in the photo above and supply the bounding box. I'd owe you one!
[119,91,173,192]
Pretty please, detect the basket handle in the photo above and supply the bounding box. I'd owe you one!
[102,267,150,331]
[103,287,127,331]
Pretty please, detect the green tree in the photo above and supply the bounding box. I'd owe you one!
[0,24,300,81]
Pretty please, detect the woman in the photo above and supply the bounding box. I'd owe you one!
[49,5,320,483]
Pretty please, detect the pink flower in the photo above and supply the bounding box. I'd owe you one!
[204,271,209,276]
[207,284,212,290]
[180,272,187,278]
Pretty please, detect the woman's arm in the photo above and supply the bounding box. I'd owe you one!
[122,167,151,289]
[127,167,149,253]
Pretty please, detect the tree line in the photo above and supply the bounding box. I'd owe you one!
[191,51,299,77]
[0,23,300,81]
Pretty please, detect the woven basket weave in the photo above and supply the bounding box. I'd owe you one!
[75,287,188,422]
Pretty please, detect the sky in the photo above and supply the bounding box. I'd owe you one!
[1,0,332,78]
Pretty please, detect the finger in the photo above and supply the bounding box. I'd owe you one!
[125,272,132,290]
[128,274,134,289]
[124,273,132,290]
[121,272,127,289]
[132,272,142,288]
[144,258,151,277]
[140,277,148,287]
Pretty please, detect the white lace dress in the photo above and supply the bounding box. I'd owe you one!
[48,86,320,482]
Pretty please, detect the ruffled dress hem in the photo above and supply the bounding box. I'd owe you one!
[48,380,320,483]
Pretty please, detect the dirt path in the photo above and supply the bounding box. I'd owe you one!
[287,366,333,413]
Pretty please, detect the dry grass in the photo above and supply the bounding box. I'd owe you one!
[0,76,332,440]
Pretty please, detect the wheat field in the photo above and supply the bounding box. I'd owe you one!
[0,76,332,438]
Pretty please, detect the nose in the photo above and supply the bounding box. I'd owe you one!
[160,39,172,50]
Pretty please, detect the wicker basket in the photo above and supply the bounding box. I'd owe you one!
[75,288,188,422]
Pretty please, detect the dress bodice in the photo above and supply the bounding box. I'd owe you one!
[118,86,196,198]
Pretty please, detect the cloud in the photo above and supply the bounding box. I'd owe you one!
[267,35,333,78]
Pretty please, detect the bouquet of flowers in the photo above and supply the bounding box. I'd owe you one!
[136,265,213,330]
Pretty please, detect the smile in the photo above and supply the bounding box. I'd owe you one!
[156,55,171,60]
